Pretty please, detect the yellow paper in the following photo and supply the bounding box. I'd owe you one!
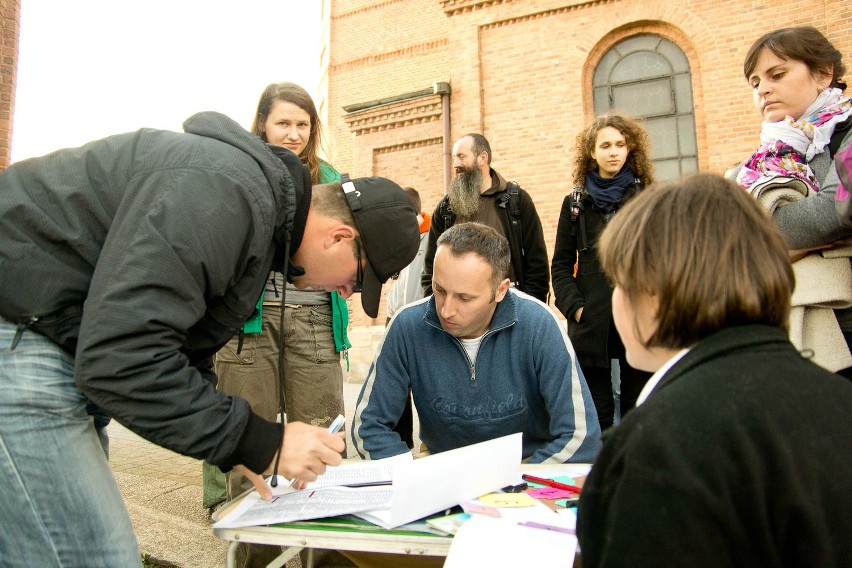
[478,492,536,508]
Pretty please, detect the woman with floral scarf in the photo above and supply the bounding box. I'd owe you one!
[735,26,852,378]
[552,113,655,429]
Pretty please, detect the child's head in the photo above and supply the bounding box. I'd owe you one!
[599,174,793,353]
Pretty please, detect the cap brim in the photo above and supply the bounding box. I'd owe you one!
[359,261,383,319]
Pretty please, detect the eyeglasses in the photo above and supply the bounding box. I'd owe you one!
[353,238,363,293]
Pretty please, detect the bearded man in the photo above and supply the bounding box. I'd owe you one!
[420,133,550,303]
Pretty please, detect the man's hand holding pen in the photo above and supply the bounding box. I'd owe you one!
[236,420,345,501]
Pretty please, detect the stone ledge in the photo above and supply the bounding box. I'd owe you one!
[344,94,443,136]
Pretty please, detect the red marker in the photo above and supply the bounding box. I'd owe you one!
[521,474,582,494]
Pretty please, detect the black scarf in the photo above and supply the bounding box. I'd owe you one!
[585,166,637,214]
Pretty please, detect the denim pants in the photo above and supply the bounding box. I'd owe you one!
[0,319,140,567]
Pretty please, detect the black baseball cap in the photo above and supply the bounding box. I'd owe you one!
[341,175,420,318]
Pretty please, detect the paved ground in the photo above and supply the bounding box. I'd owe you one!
[109,422,230,567]
[109,377,417,568]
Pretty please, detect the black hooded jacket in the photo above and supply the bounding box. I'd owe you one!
[0,112,310,473]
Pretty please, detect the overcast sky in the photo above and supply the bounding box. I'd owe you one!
[11,1,321,162]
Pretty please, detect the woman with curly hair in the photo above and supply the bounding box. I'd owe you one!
[551,113,655,430]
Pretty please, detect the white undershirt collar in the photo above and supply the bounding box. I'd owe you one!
[635,348,691,406]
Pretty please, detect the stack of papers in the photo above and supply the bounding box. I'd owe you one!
[213,453,411,529]
[213,433,522,530]
[213,485,393,529]
[302,452,409,489]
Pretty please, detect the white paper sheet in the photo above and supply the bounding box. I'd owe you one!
[213,485,392,529]
[487,500,575,529]
[355,432,522,529]
[212,454,411,529]
[444,514,578,567]
[303,452,412,489]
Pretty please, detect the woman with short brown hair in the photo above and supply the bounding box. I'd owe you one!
[577,174,852,567]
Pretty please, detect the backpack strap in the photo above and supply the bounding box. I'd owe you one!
[497,182,523,225]
[570,188,584,223]
[568,189,589,252]
[828,116,852,159]
[498,181,526,287]
[506,181,521,219]
[437,195,455,229]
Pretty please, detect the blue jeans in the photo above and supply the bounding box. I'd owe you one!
[0,319,140,567]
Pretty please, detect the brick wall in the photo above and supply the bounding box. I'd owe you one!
[329,0,852,329]
[0,0,19,171]
[328,0,451,170]
[332,0,452,326]
[341,89,448,326]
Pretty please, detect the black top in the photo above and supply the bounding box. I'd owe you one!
[577,325,852,567]
[0,112,306,474]
[551,185,638,368]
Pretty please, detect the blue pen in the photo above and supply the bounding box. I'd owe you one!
[287,414,345,488]
[327,414,345,434]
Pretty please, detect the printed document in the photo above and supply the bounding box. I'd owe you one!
[212,453,412,529]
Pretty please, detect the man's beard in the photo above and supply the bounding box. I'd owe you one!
[448,165,483,220]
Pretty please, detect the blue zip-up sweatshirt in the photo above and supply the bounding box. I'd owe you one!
[352,289,602,463]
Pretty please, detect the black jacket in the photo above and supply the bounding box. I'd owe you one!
[551,185,638,368]
[578,325,852,567]
[0,112,309,474]
[421,169,550,302]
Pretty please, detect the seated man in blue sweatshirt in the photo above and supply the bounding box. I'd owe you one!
[352,222,601,463]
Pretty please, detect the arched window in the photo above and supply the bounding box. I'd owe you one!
[593,34,697,180]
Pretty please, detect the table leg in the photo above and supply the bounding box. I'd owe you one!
[226,541,238,568]
[266,546,303,568]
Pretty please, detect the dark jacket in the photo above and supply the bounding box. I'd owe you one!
[551,184,639,368]
[577,325,852,568]
[421,169,550,302]
[0,112,309,474]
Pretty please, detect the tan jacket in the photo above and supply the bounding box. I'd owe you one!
[751,176,852,372]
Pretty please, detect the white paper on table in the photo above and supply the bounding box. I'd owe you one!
[556,507,579,526]
[213,453,413,529]
[212,485,392,529]
[303,452,413,489]
[489,500,575,529]
[356,432,521,529]
[444,514,578,567]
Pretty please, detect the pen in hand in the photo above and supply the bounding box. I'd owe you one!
[287,414,346,489]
